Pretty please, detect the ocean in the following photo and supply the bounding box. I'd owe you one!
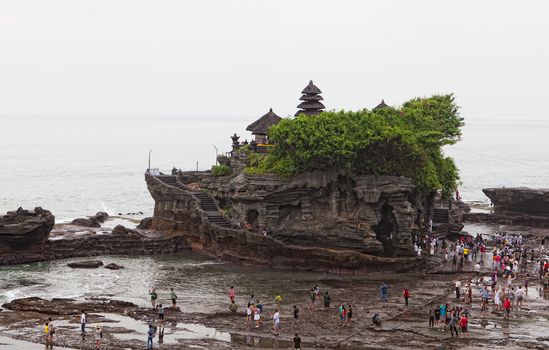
[1,115,549,221]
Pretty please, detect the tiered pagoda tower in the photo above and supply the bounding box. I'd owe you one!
[295,80,325,116]
[374,99,389,110]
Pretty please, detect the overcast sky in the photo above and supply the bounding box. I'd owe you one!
[1,0,548,120]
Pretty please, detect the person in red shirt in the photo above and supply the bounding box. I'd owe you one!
[228,286,236,303]
[403,288,410,306]
[459,314,468,336]
[503,297,512,319]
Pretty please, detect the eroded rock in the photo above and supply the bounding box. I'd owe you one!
[104,263,124,270]
[67,260,104,268]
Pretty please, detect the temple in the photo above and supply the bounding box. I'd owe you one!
[374,99,389,110]
[144,81,464,271]
[295,80,325,116]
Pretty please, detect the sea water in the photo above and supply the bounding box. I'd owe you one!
[1,115,549,220]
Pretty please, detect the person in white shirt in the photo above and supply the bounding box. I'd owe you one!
[80,311,87,338]
[272,309,280,336]
[515,286,525,309]
[455,280,461,299]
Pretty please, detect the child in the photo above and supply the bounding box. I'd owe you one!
[95,325,103,348]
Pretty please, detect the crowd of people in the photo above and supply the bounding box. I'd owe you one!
[38,230,548,350]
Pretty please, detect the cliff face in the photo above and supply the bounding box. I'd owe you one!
[146,170,423,271]
[483,187,549,216]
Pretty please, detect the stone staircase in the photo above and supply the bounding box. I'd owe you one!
[154,175,232,228]
[433,208,449,224]
[193,191,233,229]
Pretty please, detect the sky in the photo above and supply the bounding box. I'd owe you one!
[1,0,548,120]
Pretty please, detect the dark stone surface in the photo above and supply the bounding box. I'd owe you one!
[483,187,549,216]
[136,217,152,229]
[104,263,124,270]
[111,224,137,235]
[67,260,104,268]
[145,172,427,272]
[70,217,101,228]
[0,207,55,264]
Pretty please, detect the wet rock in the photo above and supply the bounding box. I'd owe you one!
[67,260,103,268]
[93,211,109,223]
[2,297,139,315]
[70,217,101,228]
[137,217,152,229]
[484,187,549,216]
[0,207,55,265]
[112,225,137,235]
[104,263,124,270]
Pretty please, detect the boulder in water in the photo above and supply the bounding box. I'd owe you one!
[67,260,104,268]
[104,263,124,270]
[112,225,137,235]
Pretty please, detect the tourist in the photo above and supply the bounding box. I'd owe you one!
[434,305,441,325]
[246,303,252,326]
[454,280,461,299]
[149,288,158,309]
[347,304,353,325]
[525,274,530,294]
[48,317,55,343]
[229,300,237,313]
[428,307,435,327]
[158,325,164,344]
[459,313,468,337]
[293,333,302,350]
[273,308,280,336]
[503,296,512,319]
[254,303,261,328]
[249,294,255,305]
[228,286,236,303]
[80,310,87,338]
[170,288,177,309]
[157,304,164,321]
[274,293,283,308]
[475,262,481,276]
[372,313,382,326]
[449,312,459,337]
[494,288,502,311]
[256,299,264,314]
[515,286,525,309]
[293,305,299,328]
[95,325,102,349]
[439,303,447,325]
[403,288,410,306]
[380,282,389,303]
[323,291,331,308]
[43,321,50,344]
[339,304,347,326]
[147,324,156,349]
[314,284,320,301]
[428,217,433,233]
[308,288,316,310]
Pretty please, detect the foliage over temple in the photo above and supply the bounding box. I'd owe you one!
[245,94,463,198]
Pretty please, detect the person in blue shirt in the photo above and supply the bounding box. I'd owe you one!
[380,282,389,302]
[147,324,156,349]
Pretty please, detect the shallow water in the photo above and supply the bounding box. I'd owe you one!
[0,251,335,314]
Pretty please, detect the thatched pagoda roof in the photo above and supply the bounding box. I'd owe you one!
[299,94,324,101]
[295,80,325,116]
[297,101,326,110]
[374,99,389,110]
[302,80,322,95]
[246,108,282,135]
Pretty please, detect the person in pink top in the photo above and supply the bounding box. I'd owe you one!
[229,286,236,303]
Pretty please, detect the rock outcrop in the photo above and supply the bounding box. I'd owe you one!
[483,187,549,216]
[146,171,425,272]
[70,211,109,228]
[0,207,55,264]
[67,260,104,268]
